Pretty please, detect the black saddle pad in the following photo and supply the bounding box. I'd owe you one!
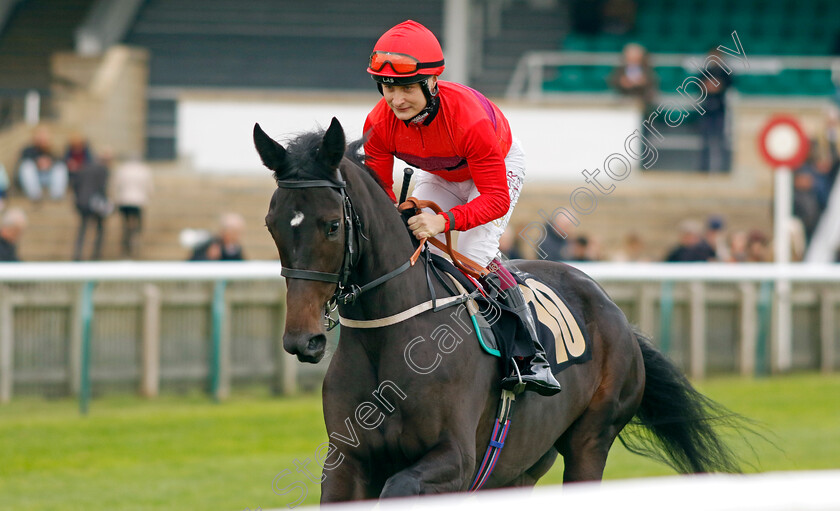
[429,254,592,374]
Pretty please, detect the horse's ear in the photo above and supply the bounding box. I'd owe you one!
[253,123,287,172]
[318,117,345,169]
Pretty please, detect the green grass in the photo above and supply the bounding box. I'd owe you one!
[1,374,838,510]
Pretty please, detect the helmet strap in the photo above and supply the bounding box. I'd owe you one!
[407,80,440,126]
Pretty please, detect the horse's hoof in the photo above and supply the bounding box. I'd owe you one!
[380,473,422,498]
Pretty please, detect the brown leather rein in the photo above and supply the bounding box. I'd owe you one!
[398,197,489,280]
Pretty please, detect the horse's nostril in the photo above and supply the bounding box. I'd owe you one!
[308,335,326,352]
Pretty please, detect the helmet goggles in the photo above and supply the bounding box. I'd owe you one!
[368,51,445,75]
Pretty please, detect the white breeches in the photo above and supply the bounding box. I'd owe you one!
[412,137,525,267]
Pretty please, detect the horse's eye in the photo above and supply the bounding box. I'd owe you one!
[325,220,341,238]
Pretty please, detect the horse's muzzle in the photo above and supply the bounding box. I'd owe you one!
[283,333,327,363]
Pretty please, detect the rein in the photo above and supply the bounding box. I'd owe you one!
[276,177,492,331]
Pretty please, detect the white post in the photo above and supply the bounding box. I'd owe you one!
[141,284,161,398]
[689,282,706,379]
[24,90,40,125]
[773,168,793,372]
[443,0,470,85]
[0,285,13,403]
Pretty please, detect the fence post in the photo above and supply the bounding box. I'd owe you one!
[689,281,706,379]
[69,284,83,396]
[638,283,657,338]
[658,281,674,355]
[0,284,13,403]
[79,281,95,415]
[820,289,835,374]
[273,290,296,396]
[209,280,228,401]
[739,282,758,376]
[141,284,161,398]
[756,281,774,376]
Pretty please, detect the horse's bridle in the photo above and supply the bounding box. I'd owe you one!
[276,177,412,329]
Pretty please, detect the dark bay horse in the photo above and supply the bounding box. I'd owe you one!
[255,118,743,502]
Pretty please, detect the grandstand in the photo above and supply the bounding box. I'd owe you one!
[545,0,840,94]
[0,0,838,263]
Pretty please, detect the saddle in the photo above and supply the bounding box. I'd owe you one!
[398,198,592,375]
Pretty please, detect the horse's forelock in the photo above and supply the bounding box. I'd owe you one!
[273,130,336,184]
[271,130,387,195]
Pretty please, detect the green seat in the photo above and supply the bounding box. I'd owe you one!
[801,69,833,95]
[562,34,595,52]
[587,66,614,91]
[733,75,766,95]
[592,34,628,52]
[656,66,687,91]
[549,66,587,91]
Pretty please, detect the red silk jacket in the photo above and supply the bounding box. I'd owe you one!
[363,81,513,232]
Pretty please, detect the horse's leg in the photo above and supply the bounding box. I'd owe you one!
[319,340,384,503]
[555,327,644,483]
[320,454,379,503]
[379,436,475,497]
[505,448,559,487]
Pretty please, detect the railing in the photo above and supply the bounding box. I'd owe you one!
[506,51,840,100]
[0,262,303,411]
[0,262,838,407]
[74,0,145,56]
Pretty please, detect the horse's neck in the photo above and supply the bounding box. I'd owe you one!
[341,168,431,318]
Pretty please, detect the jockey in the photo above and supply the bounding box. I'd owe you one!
[363,20,561,396]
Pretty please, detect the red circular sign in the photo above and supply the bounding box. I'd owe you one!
[758,115,809,169]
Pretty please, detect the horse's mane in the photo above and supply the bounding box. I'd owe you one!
[275,130,387,194]
[344,137,387,191]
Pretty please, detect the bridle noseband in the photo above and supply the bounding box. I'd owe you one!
[276,177,412,330]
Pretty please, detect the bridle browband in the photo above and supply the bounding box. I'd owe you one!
[275,176,413,329]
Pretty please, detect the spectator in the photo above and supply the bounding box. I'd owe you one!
[539,214,576,262]
[64,131,93,190]
[17,125,68,201]
[73,149,113,261]
[602,0,637,35]
[0,208,27,262]
[609,43,658,108]
[570,0,605,35]
[704,215,728,262]
[813,109,840,205]
[698,47,733,173]
[611,231,649,262]
[568,235,593,262]
[792,166,821,243]
[746,230,769,263]
[190,213,246,261]
[664,219,716,262]
[112,155,153,258]
[0,163,9,211]
[727,230,749,262]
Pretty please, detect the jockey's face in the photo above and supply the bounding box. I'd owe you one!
[382,77,434,121]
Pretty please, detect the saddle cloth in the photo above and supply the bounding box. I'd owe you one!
[429,254,592,374]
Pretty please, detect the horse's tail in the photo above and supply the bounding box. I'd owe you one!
[618,328,745,473]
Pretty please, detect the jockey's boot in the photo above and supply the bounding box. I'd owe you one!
[486,276,561,397]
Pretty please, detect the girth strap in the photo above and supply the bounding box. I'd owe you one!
[470,389,517,491]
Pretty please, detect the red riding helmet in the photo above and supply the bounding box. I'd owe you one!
[367,20,445,86]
